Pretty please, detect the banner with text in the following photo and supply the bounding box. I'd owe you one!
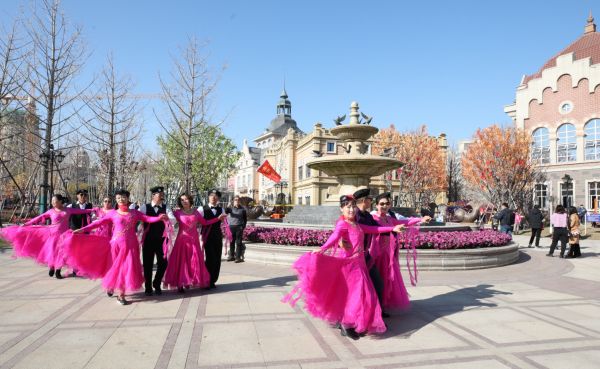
[257,160,282,183]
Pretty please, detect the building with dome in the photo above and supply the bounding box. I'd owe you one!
[504,13,600,211]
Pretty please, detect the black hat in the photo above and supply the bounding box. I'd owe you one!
[76,189,88,195]
[353,188,372,201]
[115,188,130,197]
[150,186,165,194]
[375,192,391,203]
[208,189,222,198]
[339,194,355,206]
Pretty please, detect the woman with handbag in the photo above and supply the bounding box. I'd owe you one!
[567,206,582,258]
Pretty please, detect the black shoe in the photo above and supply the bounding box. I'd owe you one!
[145,289,153,296]
[72,270,77,277]
[226,257,235,262]
[340,327,360,340]
[559,255,564,258]
[55,269,63,279]
[210,283,216,289]
[153,285,162,295]
[178,287,185,294]
[235,258,244,263]
[546,253,553,257]
[117,296,128,305]
[48,268,55,277]
[382,311,390,318]
[107,291,114,297]
[527,244,533,248]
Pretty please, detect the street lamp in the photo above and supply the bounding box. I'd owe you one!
[274,181,288,205]
[39,144,65,211]
[561,174,573,208]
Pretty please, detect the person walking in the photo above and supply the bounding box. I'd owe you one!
[226,195,247,263]
[527,205,544,248]
[494,203,514,235]
[201,189,224,289]
[567,206,582,258]
[547,205,569,258]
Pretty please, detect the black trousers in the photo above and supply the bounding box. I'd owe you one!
[529,228,542,246]
[229,225,245,259]
[365,253,385,309]
[549,227,569,256]
[204,236,223,286]
[143,238,168,290]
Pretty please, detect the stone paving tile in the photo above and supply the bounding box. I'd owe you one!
[0,238,598,369]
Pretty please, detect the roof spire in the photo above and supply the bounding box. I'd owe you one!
[281,76,287,99]
[585,10,596,34]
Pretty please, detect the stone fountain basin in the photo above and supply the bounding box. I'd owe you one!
[331,124,378,141]
[307,155,402,177]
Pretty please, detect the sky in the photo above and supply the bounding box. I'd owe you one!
[1,0,598,150]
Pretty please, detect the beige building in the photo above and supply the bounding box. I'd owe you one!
[234,90,448,206]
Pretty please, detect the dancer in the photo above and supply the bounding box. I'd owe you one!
[201,189,224,289]
[93,196,114,238]
[68,189,93,230]
[72,189,168,305]
[164,193,226,292]
[226,195,247,263]
[284,194,405,340]
[371,192,430,310]
[16,194,94,279]
[139,186,173,296]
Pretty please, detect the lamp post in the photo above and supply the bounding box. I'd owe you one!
[39,144,65,212]
[248,189,258,202]
[274,181,288,205]
[561,174,573,208]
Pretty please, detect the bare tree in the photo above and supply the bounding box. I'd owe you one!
[446,145,464,203]
[81,53,141,197]
[155,37,226,193]
[19,0,88,210]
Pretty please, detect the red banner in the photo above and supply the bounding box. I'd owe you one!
[257,160,281,183]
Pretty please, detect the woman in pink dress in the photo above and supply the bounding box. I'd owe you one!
[93,196,114,238]
[370,193,430,310]
[284,194,405,340]
[7,194,94,279]
[163,193,227,293]
[72,189,168,305]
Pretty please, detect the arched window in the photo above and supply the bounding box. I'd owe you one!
[556,123,577,162]
[531,128,550,164]
[584,119,600,160]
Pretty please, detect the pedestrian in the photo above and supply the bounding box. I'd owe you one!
[577,204,587,224]
[201,189,224,289]
[493,203,514,235]
[68,189,93,230]
[567,206,582,258]
[163,193,226,292]
[71,189,169,305]
[547,205,569,258]
[527,205,544,248]
[226,195,247,263]
[283,194,405,340]
[139,186,174,296]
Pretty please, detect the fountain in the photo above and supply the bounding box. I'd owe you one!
[307,101,402,204]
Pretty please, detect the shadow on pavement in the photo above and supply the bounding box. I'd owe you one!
[379,284,512,339]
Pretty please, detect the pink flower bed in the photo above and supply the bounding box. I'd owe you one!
[243,227,512,249]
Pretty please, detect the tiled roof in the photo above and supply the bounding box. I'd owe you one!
[523,32,600,85]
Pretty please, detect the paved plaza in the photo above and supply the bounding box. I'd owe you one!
[0,235,599,369]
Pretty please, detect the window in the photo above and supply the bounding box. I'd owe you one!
[589,181,600,210]
[557,123,577,162]
[584,119,600,161]
[305,195,311,205]
[297,166,303,181]
[534,183,548,209]
[560,182,573,208]
[326,141,336,153]
[532,128,550,164]
[305,165,311,178]
[560,102,572,114]
[297,197,302,205]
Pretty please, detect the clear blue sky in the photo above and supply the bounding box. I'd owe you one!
[2,0,598,149]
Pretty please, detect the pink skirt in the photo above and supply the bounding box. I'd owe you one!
[1,225,48,260]
[284,252,386,334]
[64,233,113,279]
[163,237,210,289]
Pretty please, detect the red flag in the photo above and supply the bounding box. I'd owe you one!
[257,160,281,183]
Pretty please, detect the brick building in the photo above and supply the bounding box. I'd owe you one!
[504,13,600,211]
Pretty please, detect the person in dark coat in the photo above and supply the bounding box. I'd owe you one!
[226,195,247,263]
[353,188,388,318]
[68,189,93,230]
[527,205,544,248]
[139,186,173,296]
[201,189,224,289]
[493,203,513,235]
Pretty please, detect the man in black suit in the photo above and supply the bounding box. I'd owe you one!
[68,189,93,230]
[201,189,224,289]
[139,186,172,296]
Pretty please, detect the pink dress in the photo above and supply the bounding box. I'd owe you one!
[284,218,395,334]
[93,207,113,238]
[163,209,219,289]
[371,214,421,310]
[9,208,94,268]
[70,210,165,294]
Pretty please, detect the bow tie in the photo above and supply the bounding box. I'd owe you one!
[210,206,217,209]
